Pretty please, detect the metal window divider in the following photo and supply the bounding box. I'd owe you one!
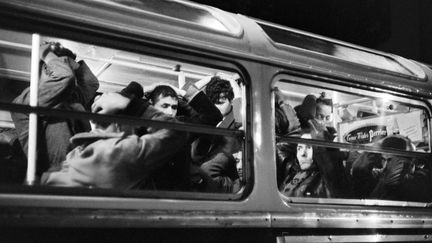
[26,33,40,186]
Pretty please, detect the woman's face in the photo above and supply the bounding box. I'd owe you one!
[297,134,314,170]
[316,103,333,126]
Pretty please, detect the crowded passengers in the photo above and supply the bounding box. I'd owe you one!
[7,42,242,193]
[2,42,432,202]
[275,88,432,201]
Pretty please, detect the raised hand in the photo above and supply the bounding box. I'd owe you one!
[91,92,131,115]
[40,42,76,63]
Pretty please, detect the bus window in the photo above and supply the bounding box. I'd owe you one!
[0,28,246,197]
[258,22,424,79]
[274,80,432,204]
[104,0,242,34]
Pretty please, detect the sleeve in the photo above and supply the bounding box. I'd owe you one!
[199,151,240,193]
[178,91,223,126]
[121,95,150,118]
[380,157,407,187]
[313,146,352,198]
[369,156,409,200]
[43,110,187,189]
[178,91,223,150]
[276,138,297,185]
[131,107,188,180]
[24,56,80,108]
[117,82,151,118]
[11,56,80,157]
[119,81,144,100]
[73,60,99,108]
[352,152,381,178]
[135,124,186,174]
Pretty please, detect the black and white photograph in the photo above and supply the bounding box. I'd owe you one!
[0,0,432,242]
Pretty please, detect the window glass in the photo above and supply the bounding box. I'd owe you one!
[259,23,420,77]
[0,28,246,196]
[275,80,432,203]
[101,0,235,33]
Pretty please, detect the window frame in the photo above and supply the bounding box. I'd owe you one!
[273,73,432,208]
[0,27,252,201]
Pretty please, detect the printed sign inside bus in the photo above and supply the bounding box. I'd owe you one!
[338,110,424,145]
[343,125,387,144]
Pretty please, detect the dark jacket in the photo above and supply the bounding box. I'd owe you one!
[278,131,352,198]
[351,134,432,202]
[279,146,351,198]
[192,107,242,193]
[275,137,297,186]
[147,91,223,191]
[351,152,383,198]
[279,163,329,198]
[370,156,432,202]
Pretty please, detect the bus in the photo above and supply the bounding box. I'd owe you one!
[0,0,432,242]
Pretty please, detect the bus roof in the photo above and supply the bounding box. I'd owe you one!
[1,0,432,98]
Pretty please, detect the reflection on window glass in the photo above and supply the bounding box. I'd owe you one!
[275,81,432,203]
[259,23,416,76]
[106,0,230,32]
[0,29,245,195]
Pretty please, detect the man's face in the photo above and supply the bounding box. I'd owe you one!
[316,103,332,126]
[381,154,392,167]
[153,95,178,117]
[215,93,232,117]
[297,134,313,170]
